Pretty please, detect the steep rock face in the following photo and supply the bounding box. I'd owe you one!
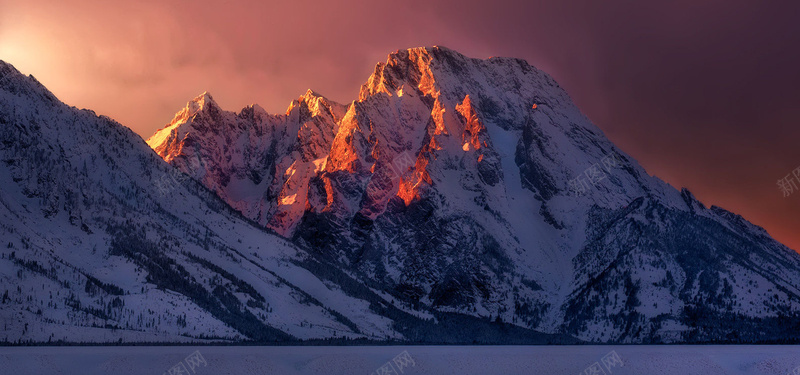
[147,90,345,236]
[148,47,800,343]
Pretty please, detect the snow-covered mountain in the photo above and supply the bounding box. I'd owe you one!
[148,46,800,343]
[0,60,400,343]
[2,59,581,345]
[1,45,798,345]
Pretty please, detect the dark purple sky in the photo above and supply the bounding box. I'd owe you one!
[2,0,799,250]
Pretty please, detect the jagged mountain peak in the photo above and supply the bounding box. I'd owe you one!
[174,91,221,123]
[359,46,550,105]
[140,48,800,344]
[146,91,230,159]
[189,91,218,112]
[360,46,445,99]
[286,89,347,123]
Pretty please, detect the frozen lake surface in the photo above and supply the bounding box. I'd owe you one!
[1,345,799,375]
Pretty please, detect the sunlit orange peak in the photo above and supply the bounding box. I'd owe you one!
[397,178,418,206]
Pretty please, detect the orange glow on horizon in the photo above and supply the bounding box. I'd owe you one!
[1,0,797,253]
